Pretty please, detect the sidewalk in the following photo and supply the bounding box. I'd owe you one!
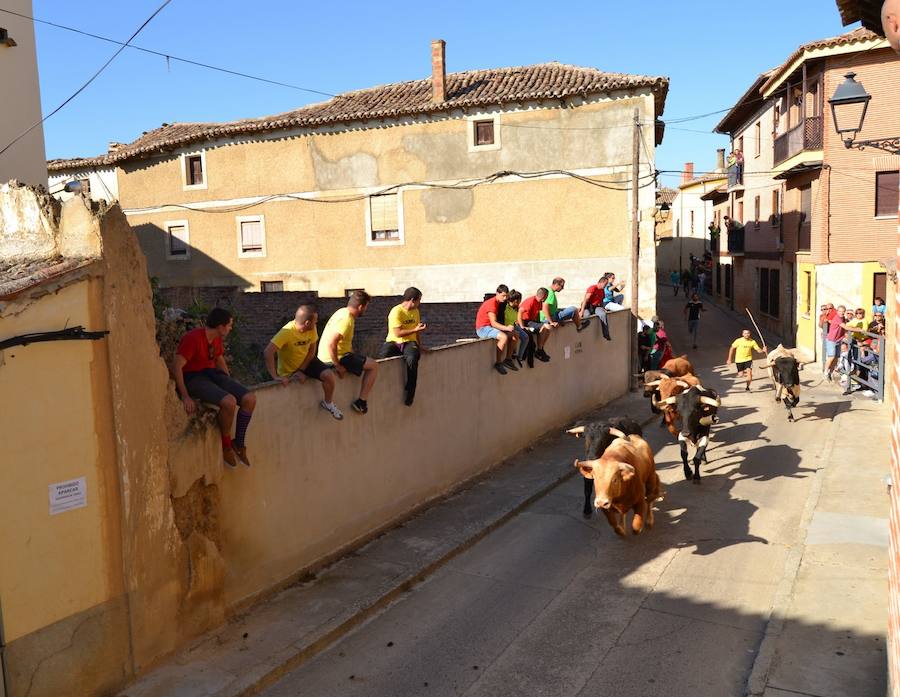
[118,388,657,697]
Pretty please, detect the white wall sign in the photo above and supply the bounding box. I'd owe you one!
[564,346,571,360]
[49,477,87,515]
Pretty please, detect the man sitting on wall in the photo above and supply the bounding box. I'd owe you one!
[518,287,552,363]
[540,277,587,331]
[264,303,343,420]
[475,284,519,375]
[578,275,612,340]
[317,290,379,414]
[173,308,257,468]
[379,287,428,407]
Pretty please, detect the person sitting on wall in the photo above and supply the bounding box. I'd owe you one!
[601,272,626,311]
[173,307,257,468]
[264,303,343,420]
[475,284,519,375]
[540,277,587,330]
[518,287,553,364]
[317,290,379,414]
[504,290,535,368]
[578,275,612,340]
[378,287,428,407]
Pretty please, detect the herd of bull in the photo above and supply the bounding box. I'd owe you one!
[565,346,806,539]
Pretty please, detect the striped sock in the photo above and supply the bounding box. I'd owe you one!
[234,409,252,448]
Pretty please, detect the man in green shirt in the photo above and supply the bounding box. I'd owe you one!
[539,277,586,331]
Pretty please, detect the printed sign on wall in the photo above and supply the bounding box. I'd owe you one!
[49,477,87,515]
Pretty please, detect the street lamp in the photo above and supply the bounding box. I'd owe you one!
[655,201,671,224]
[828,72,900,154]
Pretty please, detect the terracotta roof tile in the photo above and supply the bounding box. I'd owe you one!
[48,62,668,171]
[0,256,95,299]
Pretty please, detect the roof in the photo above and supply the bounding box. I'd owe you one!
[48,62,669,172]
[835,0,886,34]
[656,187,678,205]
[714,70,777,134]
[678,173,727,190]
[0,256,95,300]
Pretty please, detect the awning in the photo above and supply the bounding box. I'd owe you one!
[774,161,823,180]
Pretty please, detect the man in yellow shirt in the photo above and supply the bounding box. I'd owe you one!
[264,303,343,420]
[378,287,428,406]
[726,329,768,391]
[317,290,378,414]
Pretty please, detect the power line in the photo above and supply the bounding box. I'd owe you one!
[0,0,175,160]
[0,6,336,99]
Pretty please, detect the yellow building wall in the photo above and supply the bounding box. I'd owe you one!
[0,277,124,641]
[796,260,817,358]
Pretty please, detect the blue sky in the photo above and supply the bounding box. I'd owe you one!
[26,0,853,186]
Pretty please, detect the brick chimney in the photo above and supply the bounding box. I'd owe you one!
[431,39,446,103]
[681,162,694,185]
[716,148,725,171]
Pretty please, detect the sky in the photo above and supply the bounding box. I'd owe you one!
[21,0,855,188]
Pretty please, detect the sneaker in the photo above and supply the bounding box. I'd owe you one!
[223,447,239,469]
[404,394,415,407]
[352,398,368,414]
[494,362,508,375]
[515,357,524,368]
[745,385,750,392]
[320,400,344,420]
[503,358,519,371]
[535,350,550,363]
[575,320,588,332]
[825,371,833,382]
[234,445,251,468]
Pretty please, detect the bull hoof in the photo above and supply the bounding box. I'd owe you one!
[582,507,593,519]
[613,525,626,537]
[683,465,692,481]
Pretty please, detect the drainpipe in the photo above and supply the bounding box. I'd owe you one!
[823,164,832,263]
[1,596,9,697]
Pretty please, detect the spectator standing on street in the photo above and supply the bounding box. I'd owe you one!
[726,329,767,391]
[174,308,257,468]
[680,268,691,295]
[824,305,847,382]
[264,303,343,420]
[378,287,428,407]
[475,284,518,375]
[649,320,672,370]
[670,269,681,296]
[578,276,612,340]
[683,293,706,349]
[818,303,837,371]
[317,290,379,414]
[638,324,654,372]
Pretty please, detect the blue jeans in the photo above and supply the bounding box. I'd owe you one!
[512,325,529,360]
[553,306,577,322]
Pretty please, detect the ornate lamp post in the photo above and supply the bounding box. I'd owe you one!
[828,72,900,154]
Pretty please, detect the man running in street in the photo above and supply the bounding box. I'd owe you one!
[174,308,257,468]
[683,292,706,349]
[726,329,768,391]
[264,303,343,420]
[379,287,427,406]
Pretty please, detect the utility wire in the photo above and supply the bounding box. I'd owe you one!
[0,6,336,99]
[0,0,175,159]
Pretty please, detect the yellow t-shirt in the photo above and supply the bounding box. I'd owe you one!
[504,305,518,326]
[270,321,318,377]
[385,304,421,344]
[848,318,866,341]
[731,337,762,363]
[317,307,354,363]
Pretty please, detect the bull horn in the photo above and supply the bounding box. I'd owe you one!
[645,379,662,387]
[699,396,720,407]
[607,427,626,440]
[659,396,677,406]
[566,425,585,438]
[675,379,689,388]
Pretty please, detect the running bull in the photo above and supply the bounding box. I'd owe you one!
[766,345,807,422]
[572,431,662,537]
[657,385,721,483]
[567,418,643,517]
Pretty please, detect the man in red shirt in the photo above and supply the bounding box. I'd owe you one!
[173,308,257,468]
[475,284,518,375]
[518,287,553,363]
[824,304,847,382]
[817,302,837,371]
[578,275,612,341]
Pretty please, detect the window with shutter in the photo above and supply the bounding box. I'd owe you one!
[261,281,284,292]
[474,120,494,146]
[183,153,206,189]
[79,178,91,196]
[754,196,761,229]
[369,194,400,241]
[876,171,899,218]
[166,222,190,259]
[239,218,265,256]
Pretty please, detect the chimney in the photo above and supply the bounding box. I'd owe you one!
[431,39,446,103]
[682,162,694,185]
[716,148,725,171]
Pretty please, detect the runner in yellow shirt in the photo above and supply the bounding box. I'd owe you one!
[378,287,428,406]
[263,304,343,420]
[726,329,768,391]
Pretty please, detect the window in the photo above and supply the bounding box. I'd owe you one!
[165,220,190,260]
[236,216,266,258]
[771,189,780,224]
[754,122,761,156]
[799,184,812,223]
[261,281,284,292]
[182,151,207,190]
[802,271,811,317]
[737,199,744,223]
[474,120,494,146]
[876,171,899,218]
[79,178,91,196]
[690,210,695,235]
[874,273,887,308]
[368,193,401,243]
[759,267,780,318]
[754,196,761,229]
[737,135,744,154]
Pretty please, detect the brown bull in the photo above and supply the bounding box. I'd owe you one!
[653,374,702,433]
[661,355,694,377]
[575,434,662,537]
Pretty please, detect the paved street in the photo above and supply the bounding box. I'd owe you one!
[258,290,890,697]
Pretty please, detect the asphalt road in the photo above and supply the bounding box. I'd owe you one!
[258,288,871,697]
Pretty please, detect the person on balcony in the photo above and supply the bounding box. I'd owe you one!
[734,149,744,185]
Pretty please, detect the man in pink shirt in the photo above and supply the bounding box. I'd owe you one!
[824,305,847,382]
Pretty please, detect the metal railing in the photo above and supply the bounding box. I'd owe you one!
[842,329,885,401]
[774,115,823,165]
[727,163,743,188]
[727,228,745,254]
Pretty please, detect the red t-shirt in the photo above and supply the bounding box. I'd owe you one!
[585,284,606,307]
[476,297,501,329]
[827,316,846,342]
[177,327,224,374]
[519,296,542,322]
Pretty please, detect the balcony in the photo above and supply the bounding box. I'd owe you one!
[727,227,745,255]
[727,164,743,189]
[774,116,823,166]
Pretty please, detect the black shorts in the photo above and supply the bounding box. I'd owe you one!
[300,357,331,381]
[326,352,367,376]
[736,360,752,372]
[184,369,249,405]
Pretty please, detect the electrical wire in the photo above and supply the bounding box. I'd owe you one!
[0,6,336,98]
[0,0,175,160]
